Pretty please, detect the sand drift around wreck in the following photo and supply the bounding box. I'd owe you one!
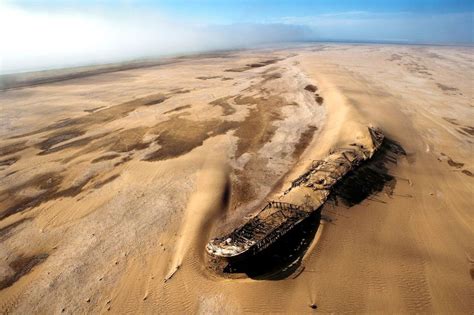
[206,127,384,262]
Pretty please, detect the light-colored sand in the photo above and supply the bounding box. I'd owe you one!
[0,44,472,313]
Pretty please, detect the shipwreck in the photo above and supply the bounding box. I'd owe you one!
[206,127,384,259]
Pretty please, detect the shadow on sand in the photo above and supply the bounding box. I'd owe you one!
[222,138,406,280]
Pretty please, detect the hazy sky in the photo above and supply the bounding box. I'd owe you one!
[1,0,472,74]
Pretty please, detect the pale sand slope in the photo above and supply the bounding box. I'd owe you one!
[0,44,472,313]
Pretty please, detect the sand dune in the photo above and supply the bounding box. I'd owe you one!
[0,44,472,313]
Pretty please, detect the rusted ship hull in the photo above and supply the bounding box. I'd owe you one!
[206,127,384,258]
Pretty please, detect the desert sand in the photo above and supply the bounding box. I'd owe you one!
[0,44,473,313]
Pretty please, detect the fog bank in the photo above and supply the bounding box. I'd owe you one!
[0,4,312,74]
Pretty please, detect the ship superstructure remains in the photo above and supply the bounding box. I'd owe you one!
[206,127,384,258]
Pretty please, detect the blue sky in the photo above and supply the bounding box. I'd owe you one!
[1,0,472,74]
[155,0,473,21]
[10,0,473,21]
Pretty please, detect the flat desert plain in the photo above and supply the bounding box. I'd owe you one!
[0,44,473,313]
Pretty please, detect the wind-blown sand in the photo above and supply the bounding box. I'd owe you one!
[0,44,472,313]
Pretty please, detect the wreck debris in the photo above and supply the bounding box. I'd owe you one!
[206,127,384,258]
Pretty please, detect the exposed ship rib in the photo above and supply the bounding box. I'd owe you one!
[206,127,384,258]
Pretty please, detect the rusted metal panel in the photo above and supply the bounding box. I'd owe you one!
[206,127,384,258]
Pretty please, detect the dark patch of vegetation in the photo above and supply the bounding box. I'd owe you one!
[10,93,170,140]
[210,96,236,116]
[233,95,285,157]
[443,117,459,125]
[84,106,106,113]
[459,126,474,136]
[315,95,324,105]
[0,172,98,220]
[0,156,19,167]
[292,126,318,158]
[144,95,168,106]
[0,253,49,290]
[388,54,403,62]
[93,174,121,189]
[163,105,192,115]
[462,170,473,177]
[91,154,121,163]
[37,132,110,155]
[0,141,28,157]
[436,83,459,92]
[196,76,221,80]
[37,130,86,152]
[144,118,238,161]
[447,159,464,168]
[304,84,318,93]
[0,218,31,242]
[441,152,465,169]
[247,59,280,68]
[225,59,281,72]
[113,155,133,167]
[262,72,282,83]
[108,127,151,153]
